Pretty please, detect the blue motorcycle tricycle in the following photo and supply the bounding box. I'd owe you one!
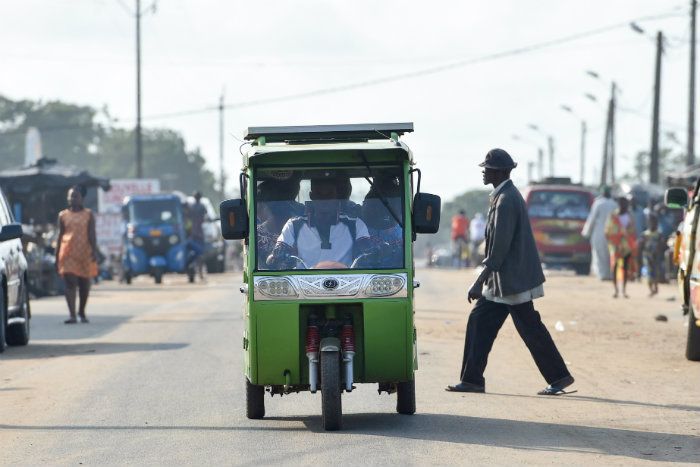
[121,194,187,284]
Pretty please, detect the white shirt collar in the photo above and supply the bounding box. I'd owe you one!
[490,179,510,198]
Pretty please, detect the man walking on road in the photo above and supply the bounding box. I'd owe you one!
[446,149,574,396]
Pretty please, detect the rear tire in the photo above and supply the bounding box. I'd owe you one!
[396,380,416,415]
[686,307,700,361]
[187,268,195,283]
[124,271,132,285]
[246,378,265,419]
[6,287,30,346]
[321,350,342,431]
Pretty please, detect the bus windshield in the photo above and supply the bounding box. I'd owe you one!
[527,190,590,220]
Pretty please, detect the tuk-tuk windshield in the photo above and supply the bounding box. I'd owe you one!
[255,167,405,271]
[129,199,181,225]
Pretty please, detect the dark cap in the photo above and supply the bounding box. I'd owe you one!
[478,148,517,170]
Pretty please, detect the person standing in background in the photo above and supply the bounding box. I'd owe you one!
[469,212,486,264]
[55,185,98,324]
[638,214,664,297]
[605,197,637,299]
[451,210,469,268]
[582,186,617,280]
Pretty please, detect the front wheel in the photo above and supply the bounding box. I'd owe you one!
[321,351,342,431]
[246,379,265,419]
[154,270,163,284]
[686,307,700,361]
[6,287,30,346]
[396,380,416,415]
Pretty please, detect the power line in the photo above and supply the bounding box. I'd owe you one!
[135,9,686,122]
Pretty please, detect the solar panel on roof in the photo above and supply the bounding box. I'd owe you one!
[244,123,413,144]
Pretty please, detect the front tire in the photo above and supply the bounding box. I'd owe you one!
[0,287,6,353]
[246,378,265,419]
[686,308,700,361]
[396,380,416,415]
[6,287,30,346]
[154,271,163,284]
[321,350,342,431]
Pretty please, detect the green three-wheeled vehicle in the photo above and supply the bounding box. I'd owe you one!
[220,123,440,430]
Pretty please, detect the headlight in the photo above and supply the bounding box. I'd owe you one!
[257,278,298,298]
[133,237,144,247]
[366,275,405,297]
[169,235,179,245]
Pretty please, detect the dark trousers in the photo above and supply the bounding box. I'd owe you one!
[460,297,570,387]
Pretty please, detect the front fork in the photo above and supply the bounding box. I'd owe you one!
[305,308,356,393]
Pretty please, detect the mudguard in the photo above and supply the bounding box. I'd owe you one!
[320,337,340,352]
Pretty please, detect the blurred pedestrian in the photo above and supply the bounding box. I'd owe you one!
[451,210,469,268]
[55,185,98,324]
[186,191,207,280]
[582,186,617,280]
[638,214,664,297]
[469,212,486,264]
[629,196,646,240]
[446,149,574,396]
[605,197,637,299]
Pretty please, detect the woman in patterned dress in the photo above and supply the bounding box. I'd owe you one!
[55,186,98,324]
[605,197,637,299]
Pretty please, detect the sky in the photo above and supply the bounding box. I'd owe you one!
[0,0,695,199]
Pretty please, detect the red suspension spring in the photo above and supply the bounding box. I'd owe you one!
[305,326,320,353]
[341,324,355,352]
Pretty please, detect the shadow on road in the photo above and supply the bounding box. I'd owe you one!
[0,342,188,360]
[1,413,696,462]
[29,314,132,341]
[487,392,700,413]
[315,413,698,462]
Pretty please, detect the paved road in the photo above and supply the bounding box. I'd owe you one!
[1,269,698,465]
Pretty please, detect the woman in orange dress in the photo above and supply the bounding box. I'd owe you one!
[605,197,637,299]
[55,186,98,324]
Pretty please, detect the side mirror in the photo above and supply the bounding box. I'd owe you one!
[665,187,689,209]
[413,193,441,234]
[219,199,249,240]
[0,223,23,242]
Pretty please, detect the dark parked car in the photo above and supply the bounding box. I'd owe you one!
[0,187,30,352]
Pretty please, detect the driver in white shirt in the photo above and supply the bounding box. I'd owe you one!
[267,175,372,269]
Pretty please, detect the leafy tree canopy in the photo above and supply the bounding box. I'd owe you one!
[0,95,220,202]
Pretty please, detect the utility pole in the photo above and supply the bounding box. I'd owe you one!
[580,120,587,185]
[537,147,544,181]
[650,31,664,184]
[218,91,225,200]
[135,0,143,178]
[547,136,555,176]
[600,82,616,187]
[527,161,535,184]
[610,82,616,183]
[689,0,697,166]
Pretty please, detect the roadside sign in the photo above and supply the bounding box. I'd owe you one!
[98,178,160,214]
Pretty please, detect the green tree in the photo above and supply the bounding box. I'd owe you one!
[0,95,220,202]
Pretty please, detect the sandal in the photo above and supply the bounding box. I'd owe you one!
[79,315,90,324]
[64,317,78,324]
[538,375,576,396]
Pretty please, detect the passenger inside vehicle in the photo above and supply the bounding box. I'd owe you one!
[266,175,372,269]
[360,174,404,268]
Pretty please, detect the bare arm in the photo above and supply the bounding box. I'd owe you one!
[88,211,98,261]
[55,214,64,271]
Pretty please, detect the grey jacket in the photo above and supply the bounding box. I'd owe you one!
[482,180,545,297]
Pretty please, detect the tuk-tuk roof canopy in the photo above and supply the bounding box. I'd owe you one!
[244,122,413,144]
